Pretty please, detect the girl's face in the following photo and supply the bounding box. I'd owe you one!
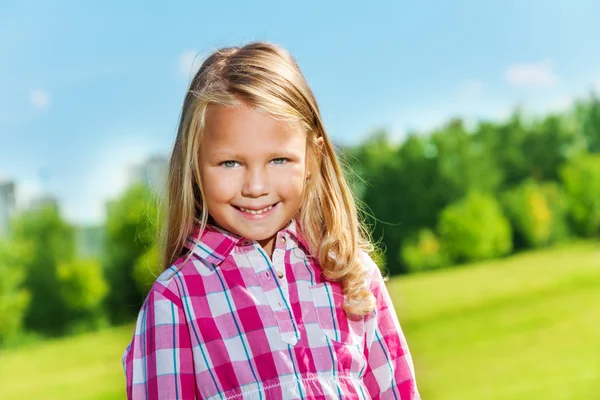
[199,103,309,256]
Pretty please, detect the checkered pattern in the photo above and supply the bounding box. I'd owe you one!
[123,219,420,399]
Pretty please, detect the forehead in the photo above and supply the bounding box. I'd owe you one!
[203,103,305,147]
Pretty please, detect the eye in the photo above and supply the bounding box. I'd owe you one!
[271,158,288,165]
[221,160,240,168]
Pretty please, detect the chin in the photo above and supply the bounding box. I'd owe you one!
[242,227,279,241]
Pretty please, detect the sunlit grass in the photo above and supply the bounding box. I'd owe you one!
[0,323,133,400]
[0,241,598,399]
[393,241,600,399]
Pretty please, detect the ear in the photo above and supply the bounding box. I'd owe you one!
[316,136,324,149]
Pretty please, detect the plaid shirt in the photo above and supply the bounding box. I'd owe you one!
[123,219,420,399]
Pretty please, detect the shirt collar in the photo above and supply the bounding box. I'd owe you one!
[282,217,312,253]
[183,217,312,266]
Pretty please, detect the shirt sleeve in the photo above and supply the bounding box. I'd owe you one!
[361,254,421,400]
[123,285,197,400]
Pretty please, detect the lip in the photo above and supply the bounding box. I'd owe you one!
[233,202,279,220]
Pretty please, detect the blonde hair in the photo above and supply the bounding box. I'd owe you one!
[162,42,376,315]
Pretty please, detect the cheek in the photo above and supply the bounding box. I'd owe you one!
[276,168,305,201]
[201,169,238,203]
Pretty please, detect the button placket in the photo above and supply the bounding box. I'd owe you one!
[244,241,299,344]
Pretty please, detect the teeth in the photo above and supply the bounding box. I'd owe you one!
[239,205,273,215]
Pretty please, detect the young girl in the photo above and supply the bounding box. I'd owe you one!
[123,42,420,399]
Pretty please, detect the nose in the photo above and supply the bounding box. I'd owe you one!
[241,166,270,198]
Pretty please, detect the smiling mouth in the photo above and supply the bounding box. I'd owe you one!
[233,203,278,215]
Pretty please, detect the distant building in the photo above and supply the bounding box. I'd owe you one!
[0,179,16,238]
[128,155,169,196]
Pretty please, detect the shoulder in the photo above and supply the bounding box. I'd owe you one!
[146,255,206,306]
[358,250,386,289]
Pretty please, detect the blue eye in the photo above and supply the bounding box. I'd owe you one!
[222,160,239,168]
[271,158,287,165]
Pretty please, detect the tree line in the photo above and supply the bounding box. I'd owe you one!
[1,93,600,346]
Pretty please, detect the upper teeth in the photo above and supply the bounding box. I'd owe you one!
[239,205,273,215]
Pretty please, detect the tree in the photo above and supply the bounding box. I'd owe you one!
[523,114,584,181]
[400,228,449,272]
[432,118,501,199]
[502,180,554,249]
[438,192,512,264]
[10,204,110,336]
[0,240,31,345]
[476,110,532,189]
[357,120,502,274]
[560,153,600,236]
[103,184,161,323]
[9,205,80,335]
[574,93,600,153]
[57,258,108,331]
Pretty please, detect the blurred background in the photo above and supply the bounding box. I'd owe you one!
[1,1,599,399]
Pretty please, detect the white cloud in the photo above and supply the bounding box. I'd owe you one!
[30,89,51,109]
[179,49,204,79]
[504,60,558,88]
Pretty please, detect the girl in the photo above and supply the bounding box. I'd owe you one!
[123,42,420,399]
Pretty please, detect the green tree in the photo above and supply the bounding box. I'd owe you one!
[524,114,584,181]
[10,205,76,335]
[539,182,571,243]
[502,180,553,249]
[345,130,399,199]
[361,133,437,275]
[480,110,529,188]
[560,153,600,236]
[103,184,161,323]
[400,228,449,272]
[574,93,600,153]
[0,240,31,345]
[438,192,513,264]
[358,120,502,274]
[57,258,108,328]
[432,118,502,198]
[132,243,162,295]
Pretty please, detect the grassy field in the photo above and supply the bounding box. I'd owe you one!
[0,241,598,399]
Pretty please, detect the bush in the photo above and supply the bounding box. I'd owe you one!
[400,228,449,272]
[502,180,553,249]
[57,258,108,313]
[560,153,600,236]
[438,192,513,264]
[0,241,31,346]
[539,182,571,243]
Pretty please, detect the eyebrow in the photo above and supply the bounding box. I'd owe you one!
[210,150,302,160]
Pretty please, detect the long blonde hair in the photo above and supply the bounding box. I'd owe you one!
[162,42,376,315]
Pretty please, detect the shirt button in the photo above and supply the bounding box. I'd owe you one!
[280,237,286,243]
[277,271,284,279]
[240,239,251,246]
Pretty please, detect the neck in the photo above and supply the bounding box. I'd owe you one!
[258,237,275,259]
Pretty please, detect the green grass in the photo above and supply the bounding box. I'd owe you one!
[392,241,600,399]
[0,241,598,399]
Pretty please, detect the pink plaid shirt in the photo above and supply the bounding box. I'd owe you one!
[123,219,420,399]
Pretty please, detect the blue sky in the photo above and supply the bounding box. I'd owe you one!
[1,0,600,225]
